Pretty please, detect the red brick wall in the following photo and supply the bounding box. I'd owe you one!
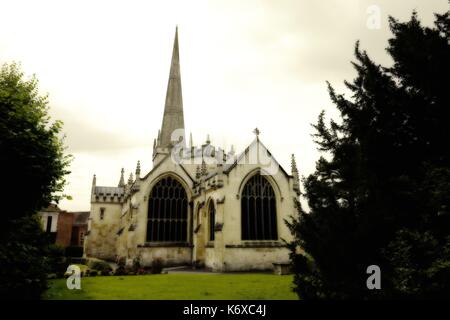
[56,212,74,247]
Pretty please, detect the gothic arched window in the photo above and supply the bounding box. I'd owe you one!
[147,176,188,242]
[241,173,278,240]
[209,201,215,241]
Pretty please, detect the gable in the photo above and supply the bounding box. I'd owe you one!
[223,138,292,179]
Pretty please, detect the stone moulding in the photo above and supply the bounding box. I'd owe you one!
[216,196,225,204]
[138,242,194,248]
[225,242,286,248]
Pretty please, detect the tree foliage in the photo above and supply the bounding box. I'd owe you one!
[288,10,450,299]
[0,63,71,224]
[0,62,71,299]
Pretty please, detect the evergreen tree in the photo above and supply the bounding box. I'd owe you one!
[288,10,450,299]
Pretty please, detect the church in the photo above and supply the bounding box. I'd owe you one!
[84,28,300,272]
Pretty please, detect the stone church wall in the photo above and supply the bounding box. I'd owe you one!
[205,247,219,270]
[223,247,290,271]
[85,202,121,261]
[137,246,192,267]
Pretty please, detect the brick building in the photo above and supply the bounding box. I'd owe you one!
[39,205,89,249]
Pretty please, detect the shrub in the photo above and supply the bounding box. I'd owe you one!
[113,257,127,276]
[68,257,86,265]
[132,256,141,272]
[45,243,67,277]
[151,258,164,274]
[87,258,112,273]
[125,267,136,275]
[136,268,146,275]
[0,216,49,299]
[65,246,83,258]
[113,268,127,276]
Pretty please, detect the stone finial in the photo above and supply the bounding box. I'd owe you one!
[195,165,201,180]
[128,173,134,185]
[291,154,300,195]
[206,134,211,145]
[132,161,141,192]
[217,152,224,187]
[92,174,97,195]
[216,148,224,165]
[135,160,141,178]
[222,146,227,162]
[118,168,125,187]
[201,159,208,176]
[91,174,97,199]
[253,127,260,138]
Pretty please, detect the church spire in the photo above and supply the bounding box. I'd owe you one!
[159,26,185,148]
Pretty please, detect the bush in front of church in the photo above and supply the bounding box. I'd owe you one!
[45,243,67,278]
[0,216,50,300]
[87,258,113,274]
[151,258,164,274]
[65,246,84,258]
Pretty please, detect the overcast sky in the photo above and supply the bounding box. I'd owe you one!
[1,0,448,211]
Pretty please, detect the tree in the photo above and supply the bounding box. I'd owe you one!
[0,63,71,299]
[288,10,450,299]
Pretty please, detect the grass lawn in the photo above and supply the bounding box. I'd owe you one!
[43,273,298,300]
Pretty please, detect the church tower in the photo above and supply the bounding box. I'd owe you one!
[153,27,186,165]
